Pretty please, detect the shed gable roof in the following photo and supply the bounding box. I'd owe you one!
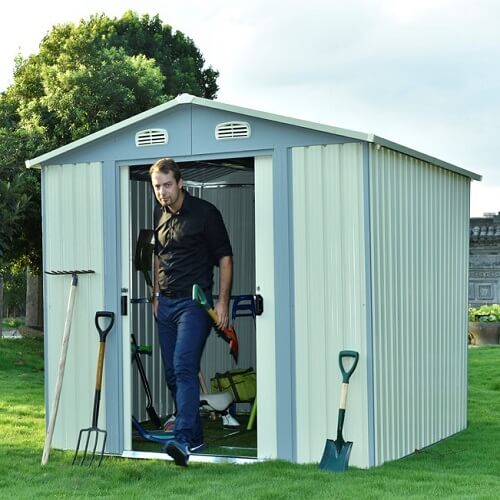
[25,93,481,181]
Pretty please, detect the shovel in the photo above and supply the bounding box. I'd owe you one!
[131,334,162,428]
[320,350,359,472]
[192,284,239,363]
[73,311,115,466]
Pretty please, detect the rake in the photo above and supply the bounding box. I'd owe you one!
[41,269,94,466]
[73,311,114,466]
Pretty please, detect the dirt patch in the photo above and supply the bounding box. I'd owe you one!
[18,326,44,339]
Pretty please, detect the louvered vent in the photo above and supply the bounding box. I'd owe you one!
[135,129,168,147]
[215,121,251,140]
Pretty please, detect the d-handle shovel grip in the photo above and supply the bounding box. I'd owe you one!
[95,311,115,341]
[192,284,209,310]
[192,284,219,320]
[338,350,359,412]
[339,350,359,384]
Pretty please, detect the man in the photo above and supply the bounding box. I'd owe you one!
[150,158,233,467]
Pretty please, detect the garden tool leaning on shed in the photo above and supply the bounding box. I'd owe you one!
[41,269,95,466]
[320,350,359,472]
[73,311,115,466]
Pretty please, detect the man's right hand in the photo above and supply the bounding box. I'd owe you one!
[152,295,159,319]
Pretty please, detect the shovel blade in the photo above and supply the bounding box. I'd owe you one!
[319,438,353,472]
[224,325,239,364]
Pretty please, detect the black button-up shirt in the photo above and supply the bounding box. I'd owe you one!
[153,191,233,293]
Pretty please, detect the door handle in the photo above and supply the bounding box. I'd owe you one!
[121,295,128,316]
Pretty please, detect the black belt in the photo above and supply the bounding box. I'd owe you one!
[160,287,211,299]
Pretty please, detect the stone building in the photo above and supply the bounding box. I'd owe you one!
[469,212,500,306]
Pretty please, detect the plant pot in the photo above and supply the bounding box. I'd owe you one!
[468,322,500,345]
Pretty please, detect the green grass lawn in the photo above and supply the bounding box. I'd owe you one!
[1,337,499,499]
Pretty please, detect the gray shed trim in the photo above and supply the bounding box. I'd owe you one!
[363,142,376,467]
[273,146,295,461]
[25,94,481,182]
[102,162,124,454]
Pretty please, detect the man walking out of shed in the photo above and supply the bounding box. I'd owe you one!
[150,158,233,466]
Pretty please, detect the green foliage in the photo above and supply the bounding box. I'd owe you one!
[113,11,219,99]
[1,265,26,316]
[468,304,500,322]
[0,175,30,260]
[40,47,166,143]
[1,318,24,329]
[8,11,218,147]
[0,11,219,268]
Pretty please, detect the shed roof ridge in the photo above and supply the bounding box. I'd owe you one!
[25,93,481,181]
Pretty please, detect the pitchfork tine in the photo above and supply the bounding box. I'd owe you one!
[98,431,107,466]
[82,431,92,465]
[89,430,106,466]
[72,430,83,465]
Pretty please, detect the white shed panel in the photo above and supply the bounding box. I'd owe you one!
[254,155,278,459]
[43,162,105,450]
[291,143,371,467]
[369,145,469,464]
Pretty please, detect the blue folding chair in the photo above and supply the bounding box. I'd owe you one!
[231,295,256,320]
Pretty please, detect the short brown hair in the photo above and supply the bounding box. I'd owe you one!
[149,158,182,182]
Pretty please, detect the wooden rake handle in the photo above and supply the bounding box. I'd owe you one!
[41,275,79,465]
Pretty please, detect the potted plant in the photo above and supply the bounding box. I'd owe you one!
[468,304,500,345]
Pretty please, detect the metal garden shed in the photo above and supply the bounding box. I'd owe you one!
[26,93,481,468]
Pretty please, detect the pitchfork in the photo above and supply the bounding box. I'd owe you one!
[72,311,115,466]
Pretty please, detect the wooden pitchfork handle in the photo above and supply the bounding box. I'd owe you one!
[91,312,114,427]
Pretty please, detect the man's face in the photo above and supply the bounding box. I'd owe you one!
[151,171,183,209]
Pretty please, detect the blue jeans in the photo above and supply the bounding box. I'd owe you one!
[156,294,212,447]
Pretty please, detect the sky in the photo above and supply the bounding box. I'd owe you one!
[1,0,499,217]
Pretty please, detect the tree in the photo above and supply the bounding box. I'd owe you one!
[0,176,28,262]
[0,175,29,336]
[112,11,218,99]
[6,11,219,147]
[0,11,220,330]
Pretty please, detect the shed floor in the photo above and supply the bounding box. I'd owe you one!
[132,412,257,458]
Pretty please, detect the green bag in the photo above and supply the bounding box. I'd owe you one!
[211,368,256,402]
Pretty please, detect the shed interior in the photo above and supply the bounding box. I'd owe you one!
[127,157,258,459]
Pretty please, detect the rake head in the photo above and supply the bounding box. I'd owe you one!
[72,426,107,466]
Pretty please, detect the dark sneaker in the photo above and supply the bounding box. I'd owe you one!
[165,439,189,467]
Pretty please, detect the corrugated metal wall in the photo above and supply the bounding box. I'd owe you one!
[129,180,170,420]
[291,143,371,467]
[369,144,469,465]
[129,178,256,423]
[200,185,256,386]
[43,162,105,449]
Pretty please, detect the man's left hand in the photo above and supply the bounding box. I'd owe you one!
[214,301,229,330]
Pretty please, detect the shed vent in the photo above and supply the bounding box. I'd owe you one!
[215,122,251,140]
[135,129,168,147]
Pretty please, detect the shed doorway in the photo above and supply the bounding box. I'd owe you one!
[120,155,275,462]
